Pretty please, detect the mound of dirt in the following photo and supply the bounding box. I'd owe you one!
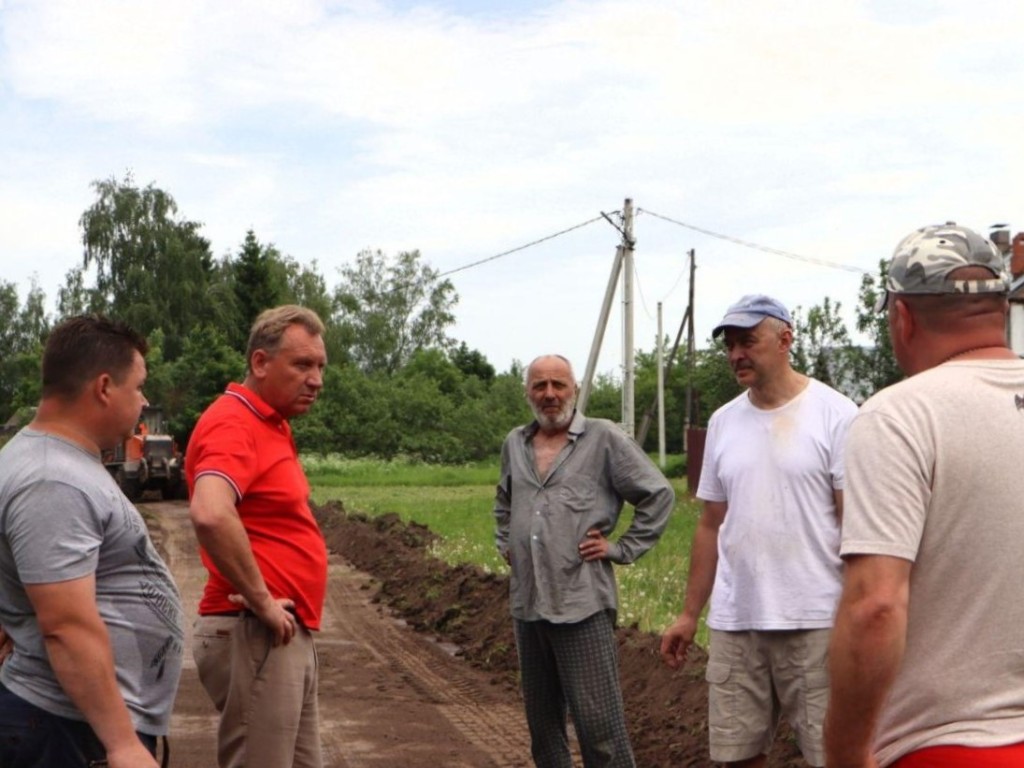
[314,501,807,767]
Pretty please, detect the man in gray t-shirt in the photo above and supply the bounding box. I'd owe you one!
[0,315,183,768]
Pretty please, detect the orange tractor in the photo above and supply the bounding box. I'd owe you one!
[102,405,185,501]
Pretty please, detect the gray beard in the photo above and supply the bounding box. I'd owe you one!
[530,400,575,431]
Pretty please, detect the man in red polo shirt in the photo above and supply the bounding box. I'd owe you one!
[186,305,328,768]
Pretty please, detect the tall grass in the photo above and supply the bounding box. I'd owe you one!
[304,454,498,486]
[305,455,708,642]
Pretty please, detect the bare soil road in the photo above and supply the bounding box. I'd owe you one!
[145,499,805,768]
[145,500,538,768]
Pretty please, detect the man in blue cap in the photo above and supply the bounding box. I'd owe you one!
[661,294,858,767]
[825,224,1024,767]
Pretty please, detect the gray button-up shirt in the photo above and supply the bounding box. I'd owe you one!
[494,411,674,624]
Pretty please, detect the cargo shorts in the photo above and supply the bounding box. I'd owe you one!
[705,628,830,767]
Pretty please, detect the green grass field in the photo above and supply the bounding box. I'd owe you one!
[306,455,706,641]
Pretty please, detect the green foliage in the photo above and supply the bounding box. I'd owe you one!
[449,342,496,384]
[229,230,285,349]
[583,339,740,452]
[77,174,221,359]
[687,343,743,426]
[851,261,903,399]
[303,454,500,486]
[56,266,100,318]
[307,457,700,634]
[333,249,458,375]
[2,173,906,462]
[293,364,530,463]
[791,297,865,400]
[658,453,687,478]
[0,280,49,422]
[583,372,624,423]
[164,325,245,445]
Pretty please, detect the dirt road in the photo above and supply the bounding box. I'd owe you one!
[146,500,542,768]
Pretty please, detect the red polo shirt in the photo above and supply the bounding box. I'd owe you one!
[186,383,328,630]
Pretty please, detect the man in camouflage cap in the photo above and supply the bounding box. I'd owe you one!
[874,223,1012,311]
[825,224,1024,767]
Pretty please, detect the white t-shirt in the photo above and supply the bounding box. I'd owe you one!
[698,378,857,630]
[842,360,1024,765]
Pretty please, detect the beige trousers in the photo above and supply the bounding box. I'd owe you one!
[193,614,322,768]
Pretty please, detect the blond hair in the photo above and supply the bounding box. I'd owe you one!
[246,305,325,369]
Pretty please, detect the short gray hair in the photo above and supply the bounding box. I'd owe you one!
[759,317,791,337]
[523,354,577,387]
[246,305,325,369]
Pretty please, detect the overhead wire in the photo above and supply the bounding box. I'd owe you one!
[433,206,870,291]
[637,208,870,275]
[633,261,653,321]
[436,214,608,278]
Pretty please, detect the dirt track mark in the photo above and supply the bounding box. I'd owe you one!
[321,561,536,767]
[146,500,546,768]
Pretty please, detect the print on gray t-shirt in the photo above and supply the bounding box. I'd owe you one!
[0,429,184,735]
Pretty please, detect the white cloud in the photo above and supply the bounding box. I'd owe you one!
[1,0,1023,373]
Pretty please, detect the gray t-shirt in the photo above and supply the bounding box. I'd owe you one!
[0,429,184,735]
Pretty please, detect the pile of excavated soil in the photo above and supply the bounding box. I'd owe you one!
[314,501,808,767]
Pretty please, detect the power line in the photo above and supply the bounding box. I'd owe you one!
[638,208,870,275]
[437,214,608,278]
[633,261,653,321]
[658,264,689,301]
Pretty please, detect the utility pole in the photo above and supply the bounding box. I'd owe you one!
[657,302,666,467]
[636,298,689,447]
[578,245,624,414]
[683,249,696,451]
[621,198,636,438]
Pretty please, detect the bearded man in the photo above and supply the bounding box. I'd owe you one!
[494,354,674,768]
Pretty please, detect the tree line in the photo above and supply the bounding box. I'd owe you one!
[0,175,901,461]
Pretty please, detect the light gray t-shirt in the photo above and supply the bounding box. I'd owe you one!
[842,361,1024,765]
[0,429,184,735]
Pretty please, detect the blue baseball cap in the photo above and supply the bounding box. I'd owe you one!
[712,294,793,338]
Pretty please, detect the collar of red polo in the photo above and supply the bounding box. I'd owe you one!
[224,382,285,425]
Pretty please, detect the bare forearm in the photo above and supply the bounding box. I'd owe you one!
[825,598,906,765]
[679,522,719,620]
[193,513,273,607]
[44,625,140,753]
[660,513,720,668]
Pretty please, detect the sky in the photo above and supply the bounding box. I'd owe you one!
[2,0,1023,377]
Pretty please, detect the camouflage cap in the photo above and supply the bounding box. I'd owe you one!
[876,224,1010,311]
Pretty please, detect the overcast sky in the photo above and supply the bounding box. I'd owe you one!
[2,0,1022,375]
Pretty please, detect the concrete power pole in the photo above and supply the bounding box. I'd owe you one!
[578,198,637,436]
[683,249,696,451]
[578,245,624,414]
[621,199,636,438]
[657,302,666,467]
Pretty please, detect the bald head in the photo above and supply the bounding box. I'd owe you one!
[524,355,578,432]
[524,354,577,388]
